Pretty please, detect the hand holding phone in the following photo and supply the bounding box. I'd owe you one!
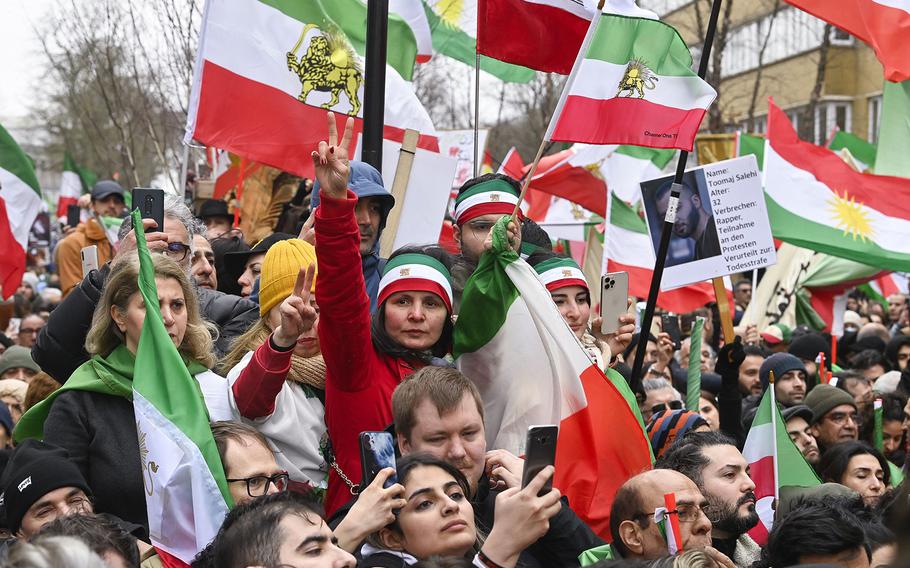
[66,205,81,228]
[600,272,630,335]
[81,245,99,277]
[520,425,558,496]
[359,431,398,490]
[131,188,165,233]
[661,313,682,351]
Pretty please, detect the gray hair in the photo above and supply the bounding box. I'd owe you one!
[118,193,204,252]
[3,536,108,568]
[643,378,682,401]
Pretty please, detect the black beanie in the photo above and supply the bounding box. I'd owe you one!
[788,333,830,364]
[0,439,92,534]
[759,352,807,391]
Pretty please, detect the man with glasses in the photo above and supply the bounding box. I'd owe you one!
[805,384,859,451]
[656,431,761,566]
[641,378,684,424]
[15,315,45,350]
[212,421,290,505]
[609,468,713,560]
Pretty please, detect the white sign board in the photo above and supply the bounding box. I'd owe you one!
[380,140,458,250]
[437,129,489,189]
[639,155,776,290]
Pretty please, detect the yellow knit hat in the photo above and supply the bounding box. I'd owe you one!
[259,239,318,317]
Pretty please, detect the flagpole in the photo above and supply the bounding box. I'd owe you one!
[362,0,389,171]
[629,0,724,388]
[474,52,481,177]
[769,371,781,511]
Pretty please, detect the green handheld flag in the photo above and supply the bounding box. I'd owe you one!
[874,397,883,452]
[686,318,704,412]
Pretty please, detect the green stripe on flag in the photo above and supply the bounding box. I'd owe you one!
[738,133,765,169]
[610,193,648,234]
[259,0,418,80]
[615,145,676,169]
[874,79,910,178]
[586,14,695,76]
[828,130,876,169]
[0,124,41,195]
[686,318,703,412]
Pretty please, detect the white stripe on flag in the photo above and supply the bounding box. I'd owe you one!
[742,422,773,462]
[607,224,654,267]
[0,167,43,249]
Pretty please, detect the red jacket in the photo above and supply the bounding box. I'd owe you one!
[315,189,421,515]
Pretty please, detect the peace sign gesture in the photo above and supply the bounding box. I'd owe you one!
[311,111,355,200]
[272,264,318,349]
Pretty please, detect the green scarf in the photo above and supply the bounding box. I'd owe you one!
[14,344,207,442]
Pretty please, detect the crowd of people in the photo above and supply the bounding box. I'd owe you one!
[0,113,905,567]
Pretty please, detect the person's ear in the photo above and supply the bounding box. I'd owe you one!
[619,520,645,556]
[110,306,126,333]
[378,526,406,551]
[452,223,462,247]
[398,433,411,455]
[690,192,701,207]
[810,424,821,438]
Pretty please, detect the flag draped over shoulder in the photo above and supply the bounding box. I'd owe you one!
[186,0,437,180]
[131,210,232,564]
[454,218,652,538]
[742,388,820,544]
[0,124,43,300]
[546,13,716,151]
[763,99,910,272]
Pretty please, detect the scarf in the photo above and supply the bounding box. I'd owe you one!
[14,344,207,442]
[244,324,326,390]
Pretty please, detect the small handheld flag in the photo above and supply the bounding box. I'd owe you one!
[655,492,683,554]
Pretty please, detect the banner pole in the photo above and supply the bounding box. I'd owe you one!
[362,0,389,171]
[474,52,481,177]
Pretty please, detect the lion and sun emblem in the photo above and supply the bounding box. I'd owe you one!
[617,58,659,99]
[287,24,363,116]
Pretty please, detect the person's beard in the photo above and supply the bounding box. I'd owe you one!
[704,491,759,535]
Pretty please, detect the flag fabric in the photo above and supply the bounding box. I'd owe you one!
[391,0,433,63]
[874,79,910,177]
[764,99,910,272]
[422,0,535,83]
[742,385,821,544]
[130,209,232,563]
[685,318,703,412]
[454,218,652,538]
[186,0,437,181]
[546,13,716,151]
[784,0,910,82]
[736,132,766,169]
[605,193,717,313]
[0,124,43,300]
[56,153,85,219]
[655,493,682,554]
[828,130,877,172]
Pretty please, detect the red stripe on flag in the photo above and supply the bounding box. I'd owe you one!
[477,0,590,74]
[749,455,776,500]
[0,198,25,300]
[551,96,708,151]
[767,100,910,220]
[529,163,607,216]
[876,274,900,298]
[56,196,78,220]
[193,62,438,180]
[608,260,716,313]
[747,518,769,546]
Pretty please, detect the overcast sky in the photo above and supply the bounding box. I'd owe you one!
[0,1,53,123]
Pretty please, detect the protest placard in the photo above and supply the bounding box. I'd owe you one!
[640,155,776,290]
[437,129,489,189]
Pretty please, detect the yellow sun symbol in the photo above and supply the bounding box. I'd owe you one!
[828,191,874,242]
[433,0,464,30]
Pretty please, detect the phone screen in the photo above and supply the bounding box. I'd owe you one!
[359,431,398,489]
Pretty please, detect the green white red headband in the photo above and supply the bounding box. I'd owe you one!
[453,178,523,225]
[378,253,454,312]
[533,257,588,292]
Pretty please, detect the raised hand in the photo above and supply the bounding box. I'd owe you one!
[298,210,316,245]
[592,309,636,360]
[311,111,354,200]
[334,468,406,552]
[272,265,317,349]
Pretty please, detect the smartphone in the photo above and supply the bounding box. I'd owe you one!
[520,425,558,495]
[359,431,398,489]
[66,205,81,228]
[662,313,682,350]
[600,271,629,335]
[679,313,696,336]
[131,188,165,233]
[81,245,99,277]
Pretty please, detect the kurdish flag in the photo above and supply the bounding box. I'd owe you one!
[56,153,85,219]
[454,219,652,538]
[742,385,820,545]
[764,99,910,272]
[0,124,43,300]
[605,194,717,314]
[546,13,716,151]
[131,209,231,563]
[828,130,877,172]
[186,0,437,180]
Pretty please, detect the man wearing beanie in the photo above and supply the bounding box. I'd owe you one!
[0,346,40,382]
[804,384,858,450]
[0,439,93,538]
[743,353,808,415]
[783,405,820,465]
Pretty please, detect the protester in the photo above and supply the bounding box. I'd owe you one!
[33,194,259,382]
[311,161,395,312]
[223,232,294,298]
[22,373,59,413]
[55,180,125,297]
[884,334,910,371]
[15,315,45,350]
[0,378,29,424]
[655,431,760,566]
[640,378,683,424]
[33,513,140,568]
[804,383,859,450]
[787,332,829,381]
[645,409,710,458]
[733,280,751,312]
[221,239,327,488]
[190,233,218,290]
[782,404,820,465]
[879,392,906,465]
[0,346,40,383]
[1,536,108,568]
[817,441,890,505]
[210,229,250,296]
[735,345,764,397]
[211,421,291,506]
[363,453,560,567]
[608,469,712,561]
[197,199,233,239]
[16,253,232,529]
[835,370,875,414]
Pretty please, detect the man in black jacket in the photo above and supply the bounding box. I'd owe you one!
[34,194,258,383]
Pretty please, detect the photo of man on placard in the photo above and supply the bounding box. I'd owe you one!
[642,171,722,266]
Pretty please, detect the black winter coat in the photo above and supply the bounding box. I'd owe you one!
[33,265,258,383]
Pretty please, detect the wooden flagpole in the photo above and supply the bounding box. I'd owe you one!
[379,129,420,257]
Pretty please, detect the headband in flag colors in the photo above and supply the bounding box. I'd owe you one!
[453,178,523,225]
[533,257,588,292]
[378,253,454,312]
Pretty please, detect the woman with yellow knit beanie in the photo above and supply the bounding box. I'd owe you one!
[220,238,328,490]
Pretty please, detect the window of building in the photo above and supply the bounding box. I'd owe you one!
[815,102,852,144]
[868,95,882,143]
[829,26,853,46]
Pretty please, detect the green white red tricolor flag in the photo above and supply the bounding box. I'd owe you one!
[454,219,652,538]
[0,124,43,300]
[742,383,820,544]
[131,209,232,564]
[56,153,85,219]
[186,0,437,180]
[763,99,910,272]
[545,12,716,151]
[784,0,910,82]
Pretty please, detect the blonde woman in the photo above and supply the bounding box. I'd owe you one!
[14,253,232,530]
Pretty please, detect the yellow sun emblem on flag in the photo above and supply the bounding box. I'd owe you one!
[828,191,874,242]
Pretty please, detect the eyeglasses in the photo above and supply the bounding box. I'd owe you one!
[633,503,706,525]
[18,328,42,335]
[226,471,290,497]
[161,242,191,262]
[651,400,684,415]
[824,411,859,425]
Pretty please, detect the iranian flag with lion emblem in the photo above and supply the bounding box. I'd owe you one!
[186,0,437,179]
